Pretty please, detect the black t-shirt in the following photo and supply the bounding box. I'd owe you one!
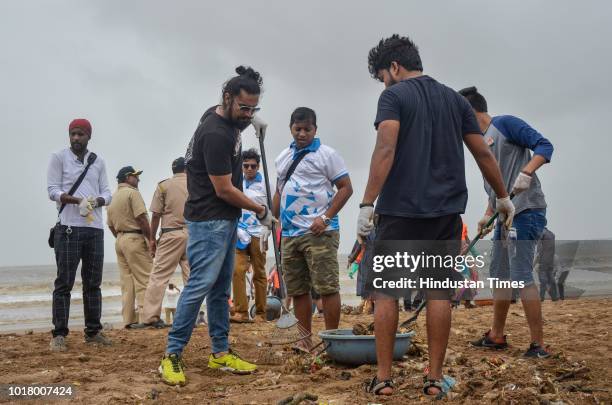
[184,106,243,221]
[374,75,481,218]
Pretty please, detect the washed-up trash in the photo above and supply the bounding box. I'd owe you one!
[147,388,159,400]
[277,391,318,405]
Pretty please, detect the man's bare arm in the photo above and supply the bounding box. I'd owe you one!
[362,120,400,204]
[150,213,161,241]
[324,176,353,218]
[209,174,266,215]
[272,191,281,218]
[521,155,547,175]
[60,194,81,205]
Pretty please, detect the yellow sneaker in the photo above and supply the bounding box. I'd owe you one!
[208,349,257,374]
[159,353,186,386]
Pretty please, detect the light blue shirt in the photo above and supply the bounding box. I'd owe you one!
[47,148,112,229]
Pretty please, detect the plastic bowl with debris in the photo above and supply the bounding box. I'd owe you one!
[318,329,415,365]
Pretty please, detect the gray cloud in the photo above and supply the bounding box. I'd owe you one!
[0,0,610,266]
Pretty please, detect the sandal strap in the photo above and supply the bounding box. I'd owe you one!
[423,378,444,395]
[366,377,395,394]
[423,375,456,399]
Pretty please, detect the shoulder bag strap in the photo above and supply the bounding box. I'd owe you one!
[57,152,98,216]
[281,150,311,190]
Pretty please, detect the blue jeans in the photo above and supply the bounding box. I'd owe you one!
[166,219,237,355]
[490,209,547,286]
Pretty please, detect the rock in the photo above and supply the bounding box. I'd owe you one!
[338,371,351,380]
[148,388,160,400]
[487,356,505,367]
[25,330,34,335]
[78,353,90,362]
[483,390,500,401]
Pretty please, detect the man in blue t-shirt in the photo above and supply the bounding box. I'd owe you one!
[459,86,554,359]
[357,35,514,398]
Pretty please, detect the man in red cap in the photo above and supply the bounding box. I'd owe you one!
[47,118,113,351]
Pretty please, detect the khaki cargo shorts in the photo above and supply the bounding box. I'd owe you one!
[281,231,340,297]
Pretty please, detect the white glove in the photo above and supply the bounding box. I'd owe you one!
[251,115,268,140]
[88,196,100,209]
[511,172,532,195]
[357,205,375,241]
[256,205,277,229]
[477,214,494,236]
[259,228,270,252]
[496,196,516,229]
[78,198,93,217]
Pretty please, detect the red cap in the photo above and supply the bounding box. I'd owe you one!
[68,118,92,136]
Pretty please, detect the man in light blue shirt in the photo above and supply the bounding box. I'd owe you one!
[46,118,112,352]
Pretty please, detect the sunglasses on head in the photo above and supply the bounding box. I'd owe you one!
[238,103,261,113]
[243,163,258,169]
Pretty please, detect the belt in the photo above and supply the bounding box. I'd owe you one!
[118,230,142,234]
[161,227,185,234]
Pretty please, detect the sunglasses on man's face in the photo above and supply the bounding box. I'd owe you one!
[243,164,258,169]
[238,104,261,113]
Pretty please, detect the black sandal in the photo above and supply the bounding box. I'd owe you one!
[365,376,395,395]
[423,379,444,399]
[423,375,455,400]
[470,330,508,349]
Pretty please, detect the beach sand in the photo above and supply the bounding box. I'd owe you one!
[1,298,610,404]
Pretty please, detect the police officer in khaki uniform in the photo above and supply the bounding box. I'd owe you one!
[107,166,153,327]
[138,157,190,328]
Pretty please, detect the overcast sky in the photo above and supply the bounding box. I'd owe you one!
[1,0,610,267]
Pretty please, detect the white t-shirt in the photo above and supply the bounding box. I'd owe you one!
[237,172,268,248]
[275,138,348,237]
[164,287,180,309]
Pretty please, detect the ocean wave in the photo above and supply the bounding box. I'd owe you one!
[0,280,122,295]
[0,289,123,308]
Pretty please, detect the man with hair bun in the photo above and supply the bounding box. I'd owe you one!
[159,66,276,386]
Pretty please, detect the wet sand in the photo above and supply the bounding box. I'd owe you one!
[1,297,610,404]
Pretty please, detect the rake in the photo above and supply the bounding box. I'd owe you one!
[254,118,311,347]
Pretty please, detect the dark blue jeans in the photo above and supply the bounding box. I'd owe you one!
[166,219,237,355]
[52,225,104,337]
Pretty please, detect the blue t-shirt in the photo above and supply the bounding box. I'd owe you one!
[374,75,481,218]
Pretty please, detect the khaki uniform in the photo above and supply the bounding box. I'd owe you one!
[142,173,190,324]
[233,238,267,315]
[107,184,153,326]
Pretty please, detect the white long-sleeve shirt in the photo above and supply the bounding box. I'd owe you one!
[47,148,112,229]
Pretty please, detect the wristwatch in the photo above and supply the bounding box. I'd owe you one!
[321,214,331,226]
